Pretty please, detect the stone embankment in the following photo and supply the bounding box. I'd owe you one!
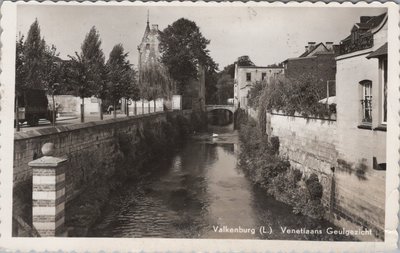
[13,110,193,236]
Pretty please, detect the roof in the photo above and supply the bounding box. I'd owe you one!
[237,65,284,69]
[365,13,387,30]
[299,43,326,57]
[366,43,388,59]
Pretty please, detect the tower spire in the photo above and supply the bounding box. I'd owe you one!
[146,10,150,29]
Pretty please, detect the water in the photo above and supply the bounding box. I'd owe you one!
[88,124,355,241]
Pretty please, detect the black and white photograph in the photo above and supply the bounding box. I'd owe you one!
[0,1,399,251]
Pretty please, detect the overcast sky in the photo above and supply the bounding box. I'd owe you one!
[17,4,385,70]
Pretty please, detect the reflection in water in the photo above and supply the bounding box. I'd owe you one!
[88,124,355,241]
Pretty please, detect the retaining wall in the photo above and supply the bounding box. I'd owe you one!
[268,112,385,239]
[13,110,192,234]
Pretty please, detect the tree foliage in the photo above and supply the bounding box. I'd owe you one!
[15,35,27,95]
[222,55,255,78]
[215,73,234,104]
[105,44,137,104]
[23,19,46,90]
[160,18,218,94]
[139,64,174,101]
[247,74,335,123]
[42,44,66,95]
[67,26,105,99]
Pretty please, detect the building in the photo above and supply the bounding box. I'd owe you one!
[234,64,284,110]
[283,41,338,98]
[334,12,387,238]
[137,15,162,71]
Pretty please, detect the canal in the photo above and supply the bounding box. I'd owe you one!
[88,123,355,241]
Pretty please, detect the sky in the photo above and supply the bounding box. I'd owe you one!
[17,4,386,70]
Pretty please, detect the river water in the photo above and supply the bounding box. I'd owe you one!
[88,124,355,241]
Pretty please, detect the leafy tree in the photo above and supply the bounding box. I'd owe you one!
[42,44,65,125]
[23,19,46,90]
[222,55,255,78]
[123,68,140,116]
[215,73,234,104]
[139,63,174,112]
[68,26,105,122]
[105,44,134,118]
[160,18,218,94]
[15,35,26,131]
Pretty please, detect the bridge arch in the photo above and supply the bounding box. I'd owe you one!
[206,105,235,126]
[205,105,235,114]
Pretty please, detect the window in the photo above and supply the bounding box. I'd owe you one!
[145,43,150,50]
[382,58,387,124]
[360,80,372,124]
[261,73,266,81]
[246,73,251,82]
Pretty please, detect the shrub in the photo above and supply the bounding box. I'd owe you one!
[305,173,323,200]
[238,118,326,219]
[249,74,335,119]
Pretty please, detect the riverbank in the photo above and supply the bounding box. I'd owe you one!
[237,118,327,220]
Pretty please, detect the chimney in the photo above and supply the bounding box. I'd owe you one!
[152,24,159,30]
[308,42,316,52]
[325,42,333,51]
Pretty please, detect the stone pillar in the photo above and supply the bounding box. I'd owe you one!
[28,143,67,237]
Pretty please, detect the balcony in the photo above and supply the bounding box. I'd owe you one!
[339,33,374,55]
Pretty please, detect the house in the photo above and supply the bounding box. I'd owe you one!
[334,12,387,238]
[283,41,338,98]
[234,64,284,110]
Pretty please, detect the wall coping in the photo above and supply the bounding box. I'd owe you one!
[270,110,336,121]
[14,110,189,141]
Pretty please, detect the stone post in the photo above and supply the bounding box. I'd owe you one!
[28,143,67,237]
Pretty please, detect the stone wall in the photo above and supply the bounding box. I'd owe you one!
[268,112,385,239]
[268,112,337,207]
[13,111,192,236]
[14,110,190,190]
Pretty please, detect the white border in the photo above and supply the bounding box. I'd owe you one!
[0,1,399,252]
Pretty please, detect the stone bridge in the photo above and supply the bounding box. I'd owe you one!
[205,105,235,114]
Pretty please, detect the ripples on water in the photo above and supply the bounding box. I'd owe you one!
[88,125,356,241]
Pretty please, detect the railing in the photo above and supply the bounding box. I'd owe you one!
[339,33,374,55]
[361,98,372,123]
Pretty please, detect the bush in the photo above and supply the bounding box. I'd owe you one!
[249,75,335,119]
[238,119,326,219]
[305,173,323,200]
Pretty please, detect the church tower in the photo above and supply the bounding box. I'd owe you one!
[137,12,161,71]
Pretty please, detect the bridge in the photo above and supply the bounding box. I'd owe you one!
[205,105,235,113]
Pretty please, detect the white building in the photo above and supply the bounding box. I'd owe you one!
[234,64,284,110]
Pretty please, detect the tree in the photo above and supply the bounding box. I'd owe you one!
[42,44,65,125]
[222,55,255,78]
[15,35,26,131]
[139,64,174,112]
[105,44,134,118]
[160,18,218,94]
[68,26,105,122]
[215,73,234,104]
[123,68,140,116]
[23,19,46,90]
